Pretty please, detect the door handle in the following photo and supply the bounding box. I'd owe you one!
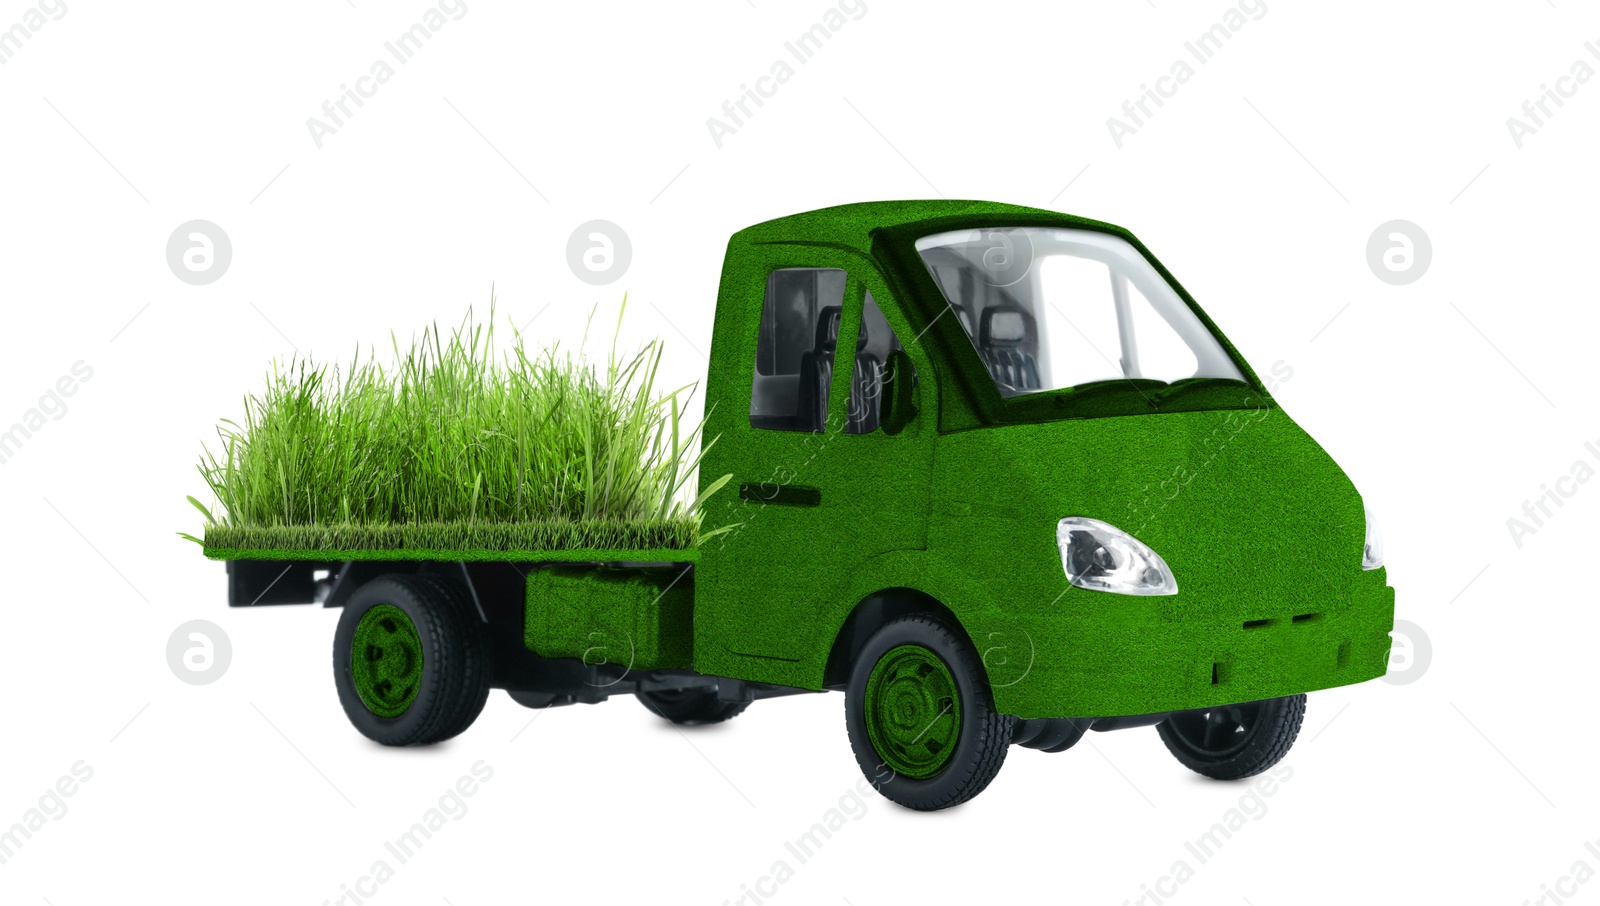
[738,482,822,507]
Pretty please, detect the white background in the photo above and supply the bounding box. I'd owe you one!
[2,1,1597,903]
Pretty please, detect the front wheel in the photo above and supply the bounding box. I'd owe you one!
[1155,694,1305,780]
[844,613,1010,811]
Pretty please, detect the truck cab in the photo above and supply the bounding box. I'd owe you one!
[691,201,1393,804]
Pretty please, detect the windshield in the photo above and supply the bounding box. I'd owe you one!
[915,227,1246,397]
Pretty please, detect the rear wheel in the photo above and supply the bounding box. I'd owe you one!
[637,687,751,725]
[1156,694,1305,780]
[333,574,490,746]
[844,613,1010,810]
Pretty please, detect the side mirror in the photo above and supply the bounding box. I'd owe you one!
[878,349,918,435]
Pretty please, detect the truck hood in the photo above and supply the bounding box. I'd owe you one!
[935,404,1369,619]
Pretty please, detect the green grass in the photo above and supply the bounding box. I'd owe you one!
[189,297,729,555]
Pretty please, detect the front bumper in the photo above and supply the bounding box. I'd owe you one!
[989,569,1395,719]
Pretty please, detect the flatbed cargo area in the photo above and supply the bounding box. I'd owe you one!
[203,545,699,563]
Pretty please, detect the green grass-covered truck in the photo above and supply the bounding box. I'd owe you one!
[199,200,1395,810]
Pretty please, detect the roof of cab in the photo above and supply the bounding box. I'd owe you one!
[730,199,1121,252]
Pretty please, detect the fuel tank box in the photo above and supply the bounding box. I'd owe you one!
[524,565,694,670]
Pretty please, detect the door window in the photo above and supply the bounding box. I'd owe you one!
[844,291,913,434]
[750,268,847,432]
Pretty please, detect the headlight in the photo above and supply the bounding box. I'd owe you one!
[1362,505,1384,570]
[1056,517,1178,596]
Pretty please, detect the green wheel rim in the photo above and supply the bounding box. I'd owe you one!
[863,644,962,779]
[350,604,424,718]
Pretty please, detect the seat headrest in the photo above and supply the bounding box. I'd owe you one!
[815,306,841,352]
[979,306,1028,348]
[855,310,869,351]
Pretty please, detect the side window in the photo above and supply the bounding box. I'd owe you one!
[845,291,914,435]
[750,268,847,432]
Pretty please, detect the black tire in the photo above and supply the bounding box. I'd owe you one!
[637,687,751,726]
[1155,694,1306,780]
[844,613,1010,811]
[334,574,491,746]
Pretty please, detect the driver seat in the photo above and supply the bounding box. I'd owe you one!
[979,305,1040,393]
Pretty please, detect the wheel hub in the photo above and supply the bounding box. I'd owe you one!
[863,645,961,779]
[350,604,423,718]
[1167,702,1260,759]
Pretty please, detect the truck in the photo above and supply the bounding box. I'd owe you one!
[207,200,1396,811]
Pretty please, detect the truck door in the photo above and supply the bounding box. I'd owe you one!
[696,245,935,682]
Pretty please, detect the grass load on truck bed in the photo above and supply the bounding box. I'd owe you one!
[188,302,730,560]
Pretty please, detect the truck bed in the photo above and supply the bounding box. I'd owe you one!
[200,519,701,564]
[202,544,699,563]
